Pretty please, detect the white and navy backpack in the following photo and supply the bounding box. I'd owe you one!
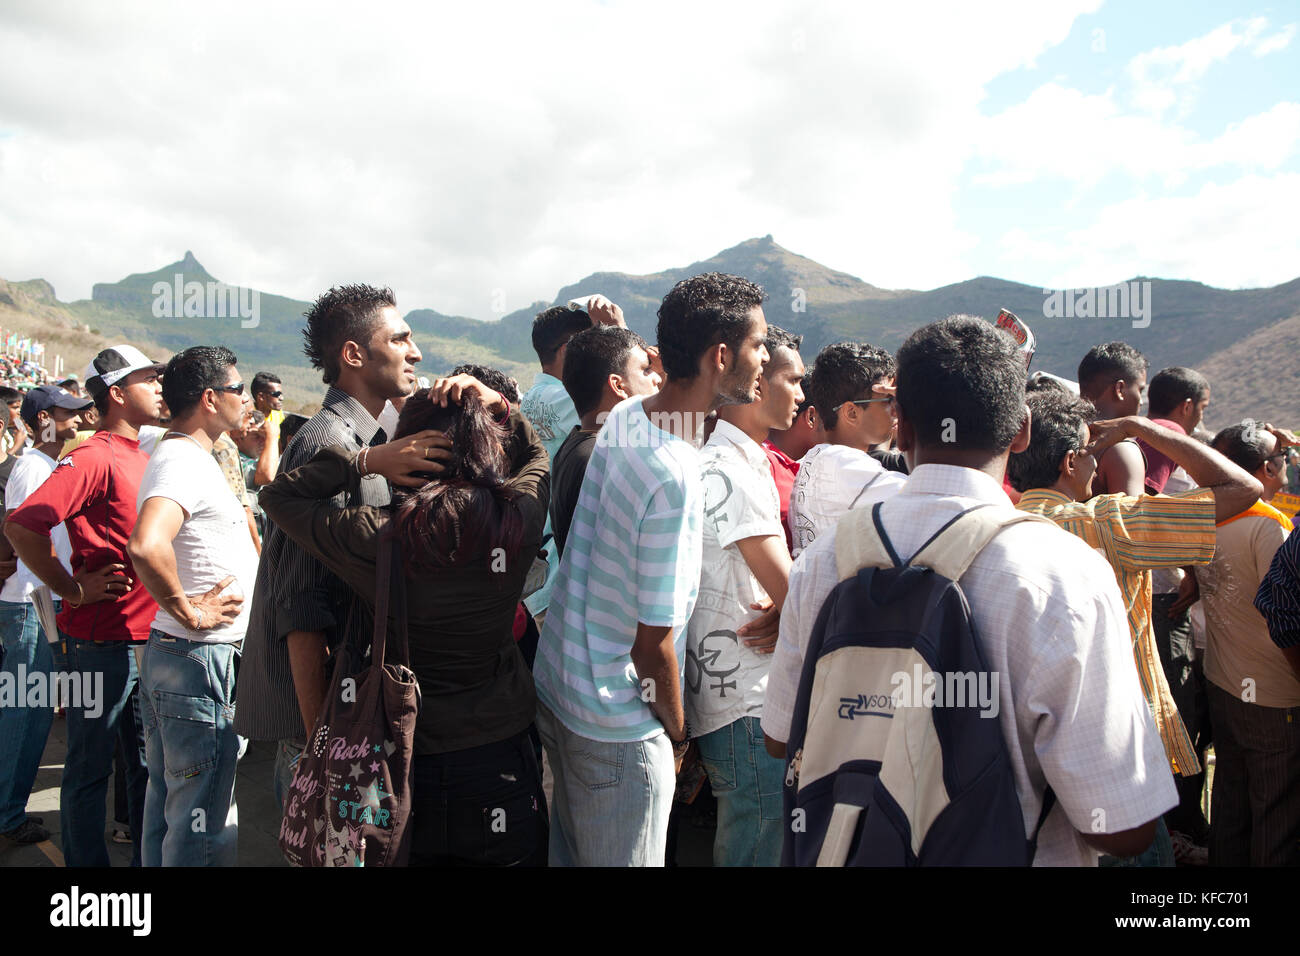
[782,502,1057,866]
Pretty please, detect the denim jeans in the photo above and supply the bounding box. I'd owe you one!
[535,699,674,866]
[0,600,54,832]
[138,630,240,866]
[1098,816,1175,867]
[695,716,785,866]
[61,636,147,867]
[410,729,548,866]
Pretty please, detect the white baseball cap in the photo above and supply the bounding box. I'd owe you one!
[84,345,166,398]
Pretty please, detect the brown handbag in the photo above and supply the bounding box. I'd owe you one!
[279,537,420,867]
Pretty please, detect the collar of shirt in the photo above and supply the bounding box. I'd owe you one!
[762,438,798,471]
[896,462,1011,504]
[25,447,59,469]
[707,418,769,470]
[531,372,563,390]
[1016,487,1075,511]
[321,385,384,446]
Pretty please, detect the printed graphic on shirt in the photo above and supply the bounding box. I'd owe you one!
[685,628,742,699]
[522,399,562,441]
[702,468,735,536]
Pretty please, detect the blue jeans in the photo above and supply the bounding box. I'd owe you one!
[0,600,55,831]
[139,630,240,866]
[535,699,674,866]
[1099,816,1175,867]
[695,716,785,866]
[61,636,147,867]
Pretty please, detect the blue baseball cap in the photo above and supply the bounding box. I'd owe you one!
[21,385,93,423]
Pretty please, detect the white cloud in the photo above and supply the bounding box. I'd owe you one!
[1252,23,1296,57]
[974,90,1300,186]
[0,0,1101,313]
[1006,173,1300,291]
[1126,16,1283,116]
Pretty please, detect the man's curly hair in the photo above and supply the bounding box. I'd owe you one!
[656,272,765,382]
[302,284,396,385]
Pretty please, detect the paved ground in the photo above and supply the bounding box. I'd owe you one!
[0,713,716,867]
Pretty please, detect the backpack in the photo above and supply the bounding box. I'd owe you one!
[782,501,1057,866]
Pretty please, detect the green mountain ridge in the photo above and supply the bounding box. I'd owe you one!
[1,237,1296,426]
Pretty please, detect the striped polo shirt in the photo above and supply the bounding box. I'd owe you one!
[1017,487,1216,777]
[534,395,703,742]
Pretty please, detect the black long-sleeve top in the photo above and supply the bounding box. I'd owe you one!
[259,408,550,755]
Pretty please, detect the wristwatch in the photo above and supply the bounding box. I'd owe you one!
[672,719,693,751]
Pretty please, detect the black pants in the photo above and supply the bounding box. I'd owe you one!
[1152,593,1212,841]
[410,728,548,867]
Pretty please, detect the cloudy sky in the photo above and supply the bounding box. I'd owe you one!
[1,0,1296,319]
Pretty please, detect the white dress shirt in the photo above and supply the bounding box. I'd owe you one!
[762,462,1177,866]
[788,443,906,556]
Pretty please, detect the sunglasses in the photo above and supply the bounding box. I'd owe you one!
[832,396,895,413]
[267,390,283,398]
[212,383,245,396]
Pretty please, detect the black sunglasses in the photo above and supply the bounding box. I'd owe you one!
[212,383,245,396]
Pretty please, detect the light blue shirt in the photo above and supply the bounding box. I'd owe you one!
[534,395,703,741]
[519,372,579,615]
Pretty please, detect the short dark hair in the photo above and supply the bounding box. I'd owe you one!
[1077,342,1148,396]
[896,315,1027,452]
[806,342,895,431]
[251,371,282,398]
[451,364,521,404]
[531,307,591,366]
[1211,422,1272,474]
[560,326,649,418]
[656,273,765,382]
[161,346,239,419]
[1008,391,1097,493]
[0,386,20,406]
[763,325,802,375]
[302,284,396,385]
[1147,367,1209,418]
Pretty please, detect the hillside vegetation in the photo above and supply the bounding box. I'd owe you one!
[3,238,1296,428]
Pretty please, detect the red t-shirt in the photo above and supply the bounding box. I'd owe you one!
[1135,418,1184,494]
[762,439,800,554]
[8,431,159,642]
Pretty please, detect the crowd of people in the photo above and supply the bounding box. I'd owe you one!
[0,273,1296,869]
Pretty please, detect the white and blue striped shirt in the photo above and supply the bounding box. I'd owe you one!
[534,395,703,742]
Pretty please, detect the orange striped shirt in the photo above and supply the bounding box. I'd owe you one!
[1017,487,1217,777]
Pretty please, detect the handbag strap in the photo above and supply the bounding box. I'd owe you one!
[371,535,411,668]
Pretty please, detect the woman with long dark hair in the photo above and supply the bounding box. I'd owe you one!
[259,374,549,866]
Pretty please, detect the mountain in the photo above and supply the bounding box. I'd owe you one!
[1,239,1296,426]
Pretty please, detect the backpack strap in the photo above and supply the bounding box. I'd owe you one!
[908,507,1057,582]
[834,504,899,579]
[1028,787,1057,861]
[835,499,1057,582]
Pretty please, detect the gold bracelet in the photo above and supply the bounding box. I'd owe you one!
[68,580,85,609]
